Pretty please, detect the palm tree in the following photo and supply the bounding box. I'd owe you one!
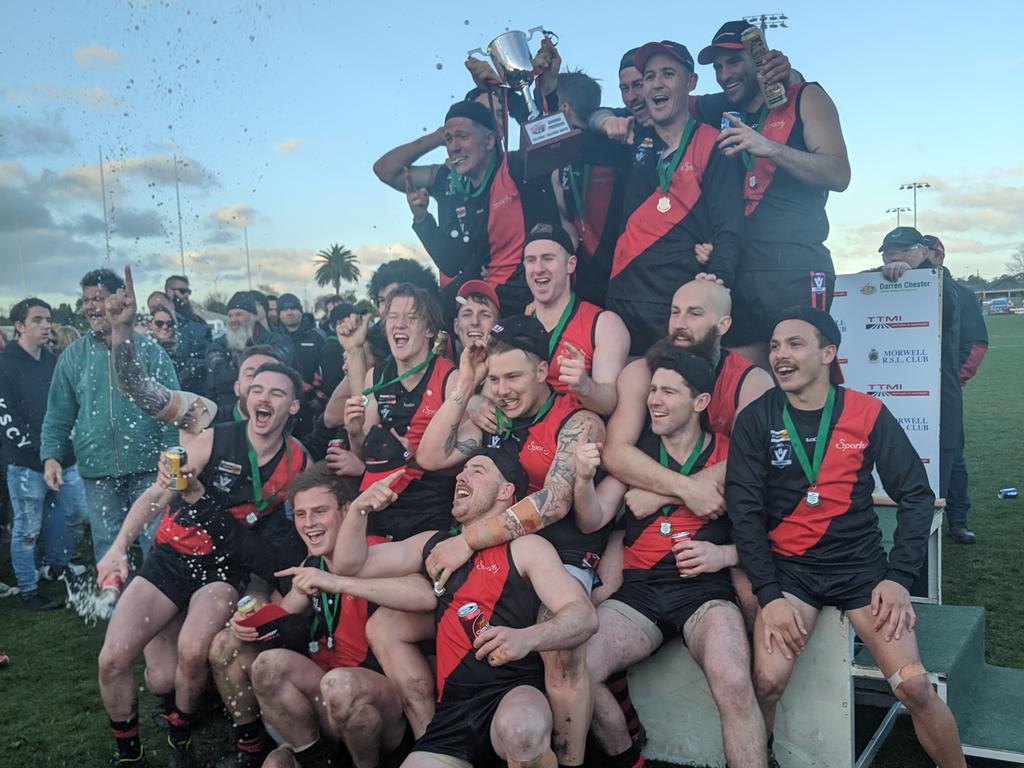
[314,244,361,294]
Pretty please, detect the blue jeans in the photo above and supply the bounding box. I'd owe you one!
[81,471,160,564]
[946,445,971,529]
[7,464,88,593]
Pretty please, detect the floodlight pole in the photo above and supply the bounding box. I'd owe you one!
[900,181,931,229]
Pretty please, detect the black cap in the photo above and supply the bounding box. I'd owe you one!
[878,226,926,252]
[473,446,529,501]
[525,222,575,255]
[634,40,695,74]
[619,47,639,72]
[328,302,359,326]
[649,347,716,395]
[445,100,496,131]
[698,21,752,65]
[773,306,845,384]
[489,315,550,361]
[276,293,302,312]
[227,291,257,314]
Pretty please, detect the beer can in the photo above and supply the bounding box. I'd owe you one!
[721,111,742,131]
[100,572,124,594]
[997,488,1019,499]
[457,602,491,642]
[671,531,693,578]
[740,26,788,109]
[328,435,350,452]
[237,595,261,618]
[163,447,188,491]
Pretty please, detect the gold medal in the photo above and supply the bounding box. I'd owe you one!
[656,196,671,213]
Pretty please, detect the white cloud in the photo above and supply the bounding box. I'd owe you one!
[210,203,259,229]
[275,138,303,154]
[73,44,119,68]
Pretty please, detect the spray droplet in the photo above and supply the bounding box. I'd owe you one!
[435,62,443,70]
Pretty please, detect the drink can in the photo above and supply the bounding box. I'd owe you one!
[721,111,742,131]
[740,26,788,109]
[163,447,188,491]
[328,435,350,452]
[998,487,1019,499]
[457,602,491,642]
[100,572,124,595]
[237,595,261,617]
[0,655,11,668]
[671,531,693,578]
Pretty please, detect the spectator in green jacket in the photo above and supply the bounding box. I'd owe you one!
[40,268,180,564]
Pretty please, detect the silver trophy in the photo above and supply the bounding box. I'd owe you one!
[468,27,545,120]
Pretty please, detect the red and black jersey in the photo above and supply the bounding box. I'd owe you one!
[609,122,744,305]
[414,151,560,317]
[423,532,541,702]
[726,387,936,607]
[707,351,758,438]
[693,85,832,273]
[533,296,603,399]
[624,430,731,583]
[156,420,307,556]
[484,392,609,569]
[362,355,456,541]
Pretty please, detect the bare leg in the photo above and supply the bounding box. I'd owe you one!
[540,639,591,766]
[729,567,758,632]
[321,666,407,768]
[846,606,965,768]
[592,531,624,606]
[366,607,436,737]
[584,605,656,755]
[173,581,237,715]
[209,627,261,725]
[685,600,766,766]
[490,685,556,768]
[143,613,184,696]
[751,593,819,734]
[99,576,181,720]
[252,649,332,747]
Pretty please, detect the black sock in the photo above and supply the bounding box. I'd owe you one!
[607,671,642,740]
[164,706,193,745]
[110,715,143,760]
[234,719,270,754]
[295,738,335,768]
[609,742,644,768]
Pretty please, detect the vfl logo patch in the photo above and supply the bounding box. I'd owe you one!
[487,434,503,449]
[212,460,242,493]
[770,443,793,468]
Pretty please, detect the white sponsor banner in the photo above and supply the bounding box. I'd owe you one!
[830,269,942,494]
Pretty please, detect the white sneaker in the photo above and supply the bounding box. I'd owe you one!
[0,581,21,598]
[38,563,88,580]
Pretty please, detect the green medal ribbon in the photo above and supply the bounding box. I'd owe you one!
[246,434,294,514]
[310,556,339,645]
[740,105,769,174]
[449,156,498,199]
[781,386,836,494]
[531,292,577,360]
[495,390,557,441]
[567,163,590,217]
[657,117,698,195]
[362,353,434,397]
[657,433,706,517]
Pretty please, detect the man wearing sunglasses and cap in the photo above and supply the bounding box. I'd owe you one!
[693,21,850,370]
[373,100,560,318]
[727,306,965,768]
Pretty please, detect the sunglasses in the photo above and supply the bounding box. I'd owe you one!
[153,320,176,329]
[172,287,192,295]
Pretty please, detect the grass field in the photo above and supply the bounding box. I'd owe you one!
[1,315,1021,768]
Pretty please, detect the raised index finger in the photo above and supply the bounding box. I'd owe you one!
[274,566,298,578]
[381,468,407,487]
[124,265,136,301]
[562,341,584,359]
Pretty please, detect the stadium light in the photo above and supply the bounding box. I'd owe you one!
[899,182,931,229]
[743,13,789,30]
[886,206,911,228]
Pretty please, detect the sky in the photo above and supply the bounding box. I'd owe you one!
[2,0,1022,313]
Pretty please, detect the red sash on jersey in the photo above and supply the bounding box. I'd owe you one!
[575,165,616,261]
[744,83,804,216]
[768,390,881,557]
[486,155,527,288]
[540,300,602,396]
[707,352,756,438]
[230,434,306,526]
[611,124,718,280]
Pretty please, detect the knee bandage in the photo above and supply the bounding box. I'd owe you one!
[887,661,927,692]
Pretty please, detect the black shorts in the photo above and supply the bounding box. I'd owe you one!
[139,545,246,612]
[413,677,544,766]
[606,296,669,357]
[606,574,736,646]
[775,561,886,611]
[725,269,835,347]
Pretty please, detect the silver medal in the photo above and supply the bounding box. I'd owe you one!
[656,196,671,213]
[245,512,258,525]
[309,640,320,654]
[659,520,672,536]
[806,490,820,506]
[450,228,460,239]
[433,580,446,597]
[462,234,470,243]
[749,175,757,189]
[327,635,334,650]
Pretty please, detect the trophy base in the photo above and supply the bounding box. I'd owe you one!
[520,119,582,181]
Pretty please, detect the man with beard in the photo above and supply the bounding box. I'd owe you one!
[415,317,606,768]
[575,349,765,768]
[727,307,965,768]
[607,42,745,355]
[96,362,308,768]
[40,268,179,564]
[277,293,326,438]
[693,21,850,369]
[207,291,296,416]
[373,100,560,319]
[207,465,424,768]
[165,275,212,393]
[331,448,597,768]
[522,223,629,416]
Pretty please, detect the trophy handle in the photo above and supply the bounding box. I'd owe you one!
[466,46,487,60]
[525,25,544,42]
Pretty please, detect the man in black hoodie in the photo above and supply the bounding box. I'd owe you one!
[277,292,325,437]
[0,298,87,610]
[165,275,211,395]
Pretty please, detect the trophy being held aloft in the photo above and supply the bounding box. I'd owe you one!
[468,27,581,180]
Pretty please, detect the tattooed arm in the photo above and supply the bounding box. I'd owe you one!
[416,342,488,470]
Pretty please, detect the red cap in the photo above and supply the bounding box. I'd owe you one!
[456,279,500,311]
